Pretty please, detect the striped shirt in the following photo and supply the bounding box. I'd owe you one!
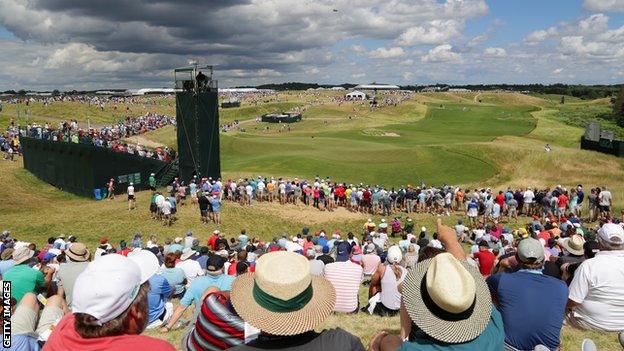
[324,261,363,313]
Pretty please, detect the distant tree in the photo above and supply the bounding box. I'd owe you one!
[614,87,624,127]
[17,89,26,96]
[560,95,565,104]
[52,89,60,96]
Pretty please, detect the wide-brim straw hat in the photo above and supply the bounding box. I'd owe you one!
[65,243,90,262]
[402,252,492,344]
[562,235,585,256]
[230,251,335,336]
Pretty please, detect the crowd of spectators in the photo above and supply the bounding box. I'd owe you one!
[1,211,623,350]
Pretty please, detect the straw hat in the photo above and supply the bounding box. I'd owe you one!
[1,248,14,261]
[66,243,90,262]
[230,251,335,336]
[562,235,585,256]
[402,253,492,344]
[180,248,197,261]
[12,247,35,265]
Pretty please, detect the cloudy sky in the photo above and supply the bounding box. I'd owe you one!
[1,0,624,90]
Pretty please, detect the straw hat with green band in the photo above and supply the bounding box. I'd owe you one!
[230,251,335,336]
[402,253,492,344]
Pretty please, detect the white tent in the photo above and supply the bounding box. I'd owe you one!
[345,90,367,100]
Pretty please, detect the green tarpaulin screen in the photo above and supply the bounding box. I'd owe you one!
[21,137,168,197]
[176,91,221,181]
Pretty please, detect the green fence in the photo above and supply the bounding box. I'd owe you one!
[21,137,169,197]
[580,136,624,158]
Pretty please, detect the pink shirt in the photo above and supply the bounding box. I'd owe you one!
[361,254,381,275]
[324,261,362,313]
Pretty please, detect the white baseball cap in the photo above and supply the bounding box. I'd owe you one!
[598,223,624,246]
[387,245,403,264]
[71,251,159,325]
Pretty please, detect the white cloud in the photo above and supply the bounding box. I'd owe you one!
[578,14,609,34]
[421,44,461,62]
[402,72,413,81]
[483,47,507,58]
[552,68,563,74]
[399,59,414,66]
[395,20,463,46]
[349,45,366,54]
[583,0,624,12]
[368,46,405,59]
[351,72,366,78]
[558,36,612,56]
[524,27,557,43]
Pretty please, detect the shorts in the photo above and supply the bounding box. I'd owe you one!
[128,195,135,200]
[150,186,156,191]
[200,209,208,217]
[180,195,187,200]
[150,203,157,213]
[12,301,64,338]
[600,205,610,212]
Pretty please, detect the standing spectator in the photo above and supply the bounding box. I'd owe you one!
[127,182,136,211]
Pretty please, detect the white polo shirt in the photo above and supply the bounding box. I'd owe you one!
[568,250,624,331]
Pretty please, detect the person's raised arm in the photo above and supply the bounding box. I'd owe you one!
[436,218,464,260]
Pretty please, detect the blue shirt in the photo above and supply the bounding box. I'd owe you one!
[196,255,209,270]
[487,271,568,350]
[0,259,15,275]
[398,308,504,351]
[159,267,186,295]
[210,198,221,212]
[180,274,236,309]
[168,243,184,254]
[147,274,172,324]
[7,334,40,351]
[238,234,249,247]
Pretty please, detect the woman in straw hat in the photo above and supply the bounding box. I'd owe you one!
[228,251,366,351]
[368,219,504,351]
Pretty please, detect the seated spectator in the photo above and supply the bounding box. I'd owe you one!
[57,242,90,307]
[44,254,175,350]
[567,223,624,332]
[469,240,496,277]
[182,289,246,351]
[159,252,187,299]
[368,246,406,317]
[307,248,325,276]
[362,245,381,280]
[0,247,15,276]
[175,248,204,284]
[316,246,334,265]
[163,255,235,332]
[4,247,52,303]
[487,237,568,350]
[9,293,66,349]
[228,251,365,350]
[401,243,419,269]
[132,250,174,330]
[324,250,363,313]
[369,219,505,351]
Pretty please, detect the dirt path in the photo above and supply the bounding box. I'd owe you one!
[473,92,482,103]
[249,201,365,224]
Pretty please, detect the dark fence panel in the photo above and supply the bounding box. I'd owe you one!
[20,137,168,197]
[580,136,624,158]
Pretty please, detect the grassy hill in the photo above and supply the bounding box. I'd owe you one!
[1,91,624,349]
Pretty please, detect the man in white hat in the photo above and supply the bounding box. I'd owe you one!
[127,182,136,211]
[45,253,175,350]
[567,223,624,332]
[369,219,504,351]
[487,238,568,350]
[175,247,204,284]
[228,251,365,351]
